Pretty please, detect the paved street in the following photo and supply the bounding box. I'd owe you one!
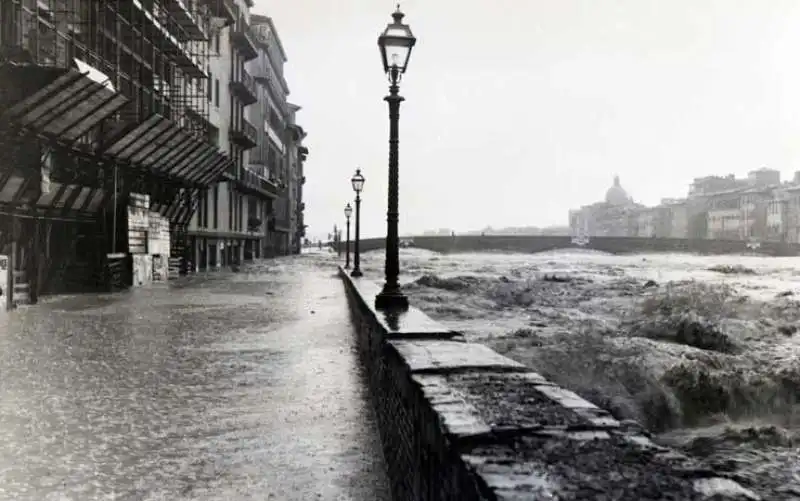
[0,252,389,501]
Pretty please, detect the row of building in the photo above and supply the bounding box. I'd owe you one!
[0,0,308,301]
[569,168,800,243]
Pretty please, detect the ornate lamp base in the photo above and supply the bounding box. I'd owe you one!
[375,290,409,311]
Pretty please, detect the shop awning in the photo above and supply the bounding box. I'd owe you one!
[102,114,230,187]
[0,173,107,220]
[0,64,128,145]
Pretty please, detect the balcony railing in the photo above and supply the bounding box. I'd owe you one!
[229,118,257,149]
[200,0,236,24]
[231,22,258,61]
[252,71,269,86]
[240,166,280,198]
[229,70,257,106]
[162,0,207,41]
[132,0,205,78]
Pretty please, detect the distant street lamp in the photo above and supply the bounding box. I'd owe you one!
[344,203,353,269]
[351,169,365,277]
[374,5,416,311]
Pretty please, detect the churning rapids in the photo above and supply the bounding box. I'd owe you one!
[355,247,800,500]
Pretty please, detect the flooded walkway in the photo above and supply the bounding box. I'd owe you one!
[0,254,390,500]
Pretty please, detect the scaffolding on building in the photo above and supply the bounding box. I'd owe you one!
[0,0,236,294]
[0,0,231,141]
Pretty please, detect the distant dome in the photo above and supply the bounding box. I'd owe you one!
[605,176,631,206]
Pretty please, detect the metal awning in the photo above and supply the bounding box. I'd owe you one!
[103,114,230,187]
[0,173,107,220]
[0,64,129,145]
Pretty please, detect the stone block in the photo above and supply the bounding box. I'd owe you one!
[390,340,528,374]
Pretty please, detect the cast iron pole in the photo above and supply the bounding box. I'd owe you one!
[345,216,351,269]
[351,193,363,277]
[375,67,409,310]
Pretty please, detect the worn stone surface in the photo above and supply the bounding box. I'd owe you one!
[443,371,616,431]
[391,339,529,373]
[463,434,760,500]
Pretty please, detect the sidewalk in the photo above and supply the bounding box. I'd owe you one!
[0,254,389,500]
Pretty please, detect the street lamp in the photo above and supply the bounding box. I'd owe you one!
[344,203,353,269]
[351,169,365,277]
[375,5,415,311]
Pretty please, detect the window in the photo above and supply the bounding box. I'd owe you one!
[213,184,219,228]
[215,33,220,53]
[229,186,234,230]
[198,190,205,228]
[207,70,212,101]
[214,79,219,107]
[238,194,244,231]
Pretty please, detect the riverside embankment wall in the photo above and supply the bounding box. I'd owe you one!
[338,267,758,501]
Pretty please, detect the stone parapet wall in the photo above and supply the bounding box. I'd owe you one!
[339,267,758,501]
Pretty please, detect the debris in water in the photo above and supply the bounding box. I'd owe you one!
[708,264,756,275]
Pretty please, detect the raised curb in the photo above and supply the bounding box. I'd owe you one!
[339,266,760,501]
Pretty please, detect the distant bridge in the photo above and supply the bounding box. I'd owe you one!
[340,235,800,257]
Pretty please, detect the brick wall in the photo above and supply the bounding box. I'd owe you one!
[339,267,758,501]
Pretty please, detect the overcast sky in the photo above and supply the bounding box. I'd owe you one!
[256,0,800,240]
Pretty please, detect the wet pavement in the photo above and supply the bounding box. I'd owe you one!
[0,253,390,500]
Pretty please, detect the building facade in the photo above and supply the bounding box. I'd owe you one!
[0,0,241,303]
[184,3,307,269]
[0,0,306,306]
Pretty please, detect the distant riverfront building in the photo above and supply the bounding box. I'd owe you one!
[569,176,644,237]
[569,167,800,243]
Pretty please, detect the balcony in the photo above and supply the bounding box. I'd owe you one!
[231,22,258,61]
[163,0,207,41]
[229,118,257,149]
[239,166,280,198]
[131,0,206,78]
[200,0,236,25]
[229,70,257,106]
[253,71,269,86]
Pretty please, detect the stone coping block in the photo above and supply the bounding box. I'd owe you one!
[338,265,758,501]
[412,372,620,439]
[391,340,528,374]
[339,266,460,340]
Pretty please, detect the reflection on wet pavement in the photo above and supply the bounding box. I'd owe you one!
[0,254,389,500]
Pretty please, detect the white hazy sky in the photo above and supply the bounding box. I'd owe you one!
[256,0,800,240]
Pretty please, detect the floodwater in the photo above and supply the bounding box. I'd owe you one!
[357,247,800,500]
[0,254,389,501]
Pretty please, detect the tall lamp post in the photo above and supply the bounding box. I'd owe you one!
[344,203,353,269]
[374,5,415,311]
[351,169,365,277]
